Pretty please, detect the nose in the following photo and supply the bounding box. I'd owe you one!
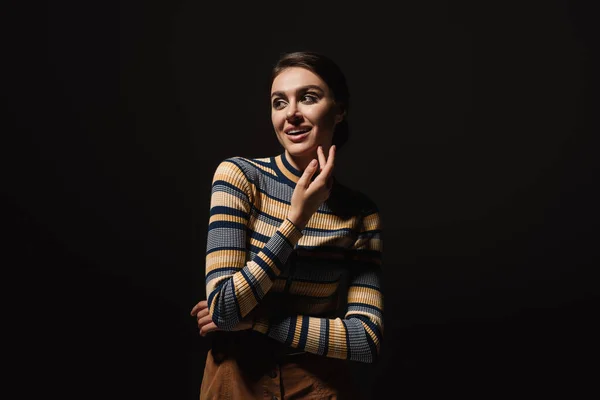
[286,104,300,121]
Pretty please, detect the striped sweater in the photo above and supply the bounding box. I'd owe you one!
[205,151,384,363]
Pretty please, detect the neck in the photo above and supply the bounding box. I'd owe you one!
[284,146,332,172]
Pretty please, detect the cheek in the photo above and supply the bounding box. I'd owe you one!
[272,113,283,129]
[311,108,336,129]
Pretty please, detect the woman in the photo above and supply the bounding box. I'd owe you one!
[191,51,384,399]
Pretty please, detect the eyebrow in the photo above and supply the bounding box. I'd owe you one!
[271,85,325,99]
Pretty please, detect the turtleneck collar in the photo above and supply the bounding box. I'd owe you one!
[274,151,303,184]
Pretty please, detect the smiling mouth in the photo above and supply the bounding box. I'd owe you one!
[286,128,311,136]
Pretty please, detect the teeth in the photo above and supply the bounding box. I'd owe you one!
[287,129,310,135]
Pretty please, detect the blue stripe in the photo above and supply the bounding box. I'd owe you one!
[206,267,240,281]
[365,330,378,362]
[254,256,277,280]
[304,227,353,234]
[276,230,293,249]
[281,152,302,180]
[343,320,351,360]
[359,229,382,235]
[285,317,297,346]
[262,247,283,272]
[347,302,382,313]
[352,315,382,339]
[249,229,270,244]
[246,158,272,168]
[207,287,218,310]
[207,280,227,318]
[254,184,291,205]
[208,220,246,231]
[212,180,249,200]
[271,155,299,188]
[249,243,261,255]
[323,319,330,357]
[231,283,242,323]
[210,206,248,219]
[222,159,254,186]
[297,315,309,349]
[255,210,284,225]
[349,283,381,291]
[206,246,246,255]
[239,268,261,304]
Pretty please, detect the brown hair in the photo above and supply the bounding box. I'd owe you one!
[272,51,351,150]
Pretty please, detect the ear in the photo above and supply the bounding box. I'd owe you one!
[334,108,346,124]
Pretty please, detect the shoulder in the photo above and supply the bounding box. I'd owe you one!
[212,155,271,184]
[214,155,252,171]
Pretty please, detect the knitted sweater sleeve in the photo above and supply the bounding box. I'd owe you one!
[205,158,303,330]
[252,202,384,363]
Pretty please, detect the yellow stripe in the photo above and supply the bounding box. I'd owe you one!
[309,213,359,231]
[256,191,290,221]
[250,217,281,239]
[289,280,339,297]
[275,155,300,183]
[233,273,257,318]
[206,275,230,296]
[326,318,348,360]
[362,321,380,347]
[255,250,281,275]
[246,261,274,294]
[300,233,354,248]
[362,212,380,231]
[209,213,247,225]
[210,191,250,210]
[348,287,384,309]
[346,310,383,331]
[206,249,246,264]
[291,315,303,347]
[305,318,321,354]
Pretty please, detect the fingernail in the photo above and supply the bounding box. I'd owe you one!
[310,160,317,166]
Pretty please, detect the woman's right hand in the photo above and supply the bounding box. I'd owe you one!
[287,145,336,230]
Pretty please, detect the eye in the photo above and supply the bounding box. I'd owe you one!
[272,99,286,110]
[301,93,319,104]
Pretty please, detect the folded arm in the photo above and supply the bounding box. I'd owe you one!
[252,208,384,363]
[205,159,303,330]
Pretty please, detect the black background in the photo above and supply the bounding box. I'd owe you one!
[5,1,599,398]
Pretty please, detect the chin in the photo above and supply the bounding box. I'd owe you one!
[286,143,317,157]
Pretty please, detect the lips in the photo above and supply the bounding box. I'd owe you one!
[285,128,311,143]
[285,127,311,135]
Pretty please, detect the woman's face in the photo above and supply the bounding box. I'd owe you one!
[271,67,343,159]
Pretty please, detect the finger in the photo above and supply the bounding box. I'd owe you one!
[200,322,218,336]
[314,147,336,186]
[197,314,213,329]
[317,146,327,172]
[190,300,207,316]
[195,307,209,321]
[297,159,318,188]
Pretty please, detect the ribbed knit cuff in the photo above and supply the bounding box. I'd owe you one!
[281,218,303,241]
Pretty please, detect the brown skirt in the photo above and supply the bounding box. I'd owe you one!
[199,331,364,400]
